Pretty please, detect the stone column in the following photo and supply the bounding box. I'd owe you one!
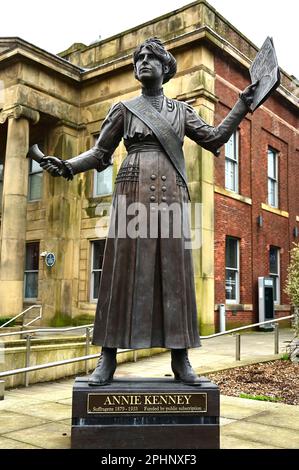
[176,44,217,335]
[41,123,81,323]
[0,106,39,317]
[195,55,217,336]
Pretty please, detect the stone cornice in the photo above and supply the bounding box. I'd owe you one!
[0,26,298,111]
[79,26,298,111]
[0,104,40,124]
[55,119,86,131]
[0,38,82,82]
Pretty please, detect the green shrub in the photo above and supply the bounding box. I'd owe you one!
[49,313,72,327]
[71,314,94,326]
[0,317,15,327]
[285,243,299,336]
[49,313,94,327]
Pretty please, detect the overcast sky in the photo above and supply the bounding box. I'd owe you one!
[1,0,298,78]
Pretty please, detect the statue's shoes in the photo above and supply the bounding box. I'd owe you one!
[171,349,202,386]
[88,348,117,386]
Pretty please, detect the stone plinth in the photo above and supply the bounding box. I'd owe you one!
[71,377,220,449]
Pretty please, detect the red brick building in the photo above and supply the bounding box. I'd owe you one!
[213,51,299,329]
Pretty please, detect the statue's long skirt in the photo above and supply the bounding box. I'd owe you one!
[92,146,201,349]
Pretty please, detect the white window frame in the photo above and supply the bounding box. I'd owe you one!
[28,159,43,201]
[225,237,240,304]
[225,131,239,193]
[92,133,113,197]
[93,165,113,197]
[267,148,279,208]
[269,246,280,304]
[90,239,106,302]
[24,242,39,301]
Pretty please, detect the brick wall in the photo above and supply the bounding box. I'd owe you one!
[213,52,299,330]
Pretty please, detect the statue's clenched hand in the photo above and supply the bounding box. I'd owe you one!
[40,156,73,179]
[240,81,259,109]
[40,156,64,176]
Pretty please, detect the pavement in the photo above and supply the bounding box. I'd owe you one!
[0,328,298,450]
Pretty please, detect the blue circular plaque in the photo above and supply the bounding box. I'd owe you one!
[45,252,56,267]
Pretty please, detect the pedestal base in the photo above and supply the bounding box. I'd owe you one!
[71,377,219,449]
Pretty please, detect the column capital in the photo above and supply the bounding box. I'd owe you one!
[176,86,218,106]
[0,104,40,125]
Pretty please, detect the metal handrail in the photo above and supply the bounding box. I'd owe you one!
[0,314,294,339]
[0,305,42,328]
[200,315,294,339]
[0,353,100,378]
[0,323,93,338]
[0,314,294,386]
[0,349,134,379]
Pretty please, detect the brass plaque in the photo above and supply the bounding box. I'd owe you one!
[87,392,207,414]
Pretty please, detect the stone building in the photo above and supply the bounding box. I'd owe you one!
[0,0,298,334]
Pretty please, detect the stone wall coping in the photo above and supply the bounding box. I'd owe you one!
[0,27,297,111]
[0,37,82,79]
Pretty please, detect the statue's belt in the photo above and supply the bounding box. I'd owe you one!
[121,96,191,201]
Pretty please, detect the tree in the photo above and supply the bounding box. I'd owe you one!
[284,242,299,361]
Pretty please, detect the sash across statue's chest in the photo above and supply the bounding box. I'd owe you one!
[122,96,190,200]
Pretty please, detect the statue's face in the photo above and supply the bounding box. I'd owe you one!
[135,46,164,84]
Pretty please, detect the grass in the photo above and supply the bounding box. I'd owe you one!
[239,393,283,403]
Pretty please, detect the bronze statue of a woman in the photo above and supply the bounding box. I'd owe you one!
[40,38,257,386]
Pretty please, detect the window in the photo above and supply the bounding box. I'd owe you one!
[268,148,278,208]
[225,237,240,303]
[94,165,113,197]
[93,134,113,197]
[28,159,43,201]
[225,131,239,193]
[24,242,39,299]
[90,239,106,301]
[269,246,280,304]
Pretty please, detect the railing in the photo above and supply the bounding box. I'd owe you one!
[0,323,93,338]
[0,324,95,388]
[200,316,295,360]
[0,315,294,395]
[0,305,42,328]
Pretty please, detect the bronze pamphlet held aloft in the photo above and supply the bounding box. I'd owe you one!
[249,36,280,111]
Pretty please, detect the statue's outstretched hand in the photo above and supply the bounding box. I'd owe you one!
[240,81,259,109]
[40,156,65,177]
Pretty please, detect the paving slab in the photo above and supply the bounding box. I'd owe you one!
[220,402,269,420]
[9,401,71,421]
[221,434,283,449]
[8,389,73,401]
[55,398,72,406]
[58,418,72,425]
[221,420,299,449]
[0,410,49,434]
[3,421,71,449]
[0,436,42,449]
[0,396,47,411]
[219,417,237,426]
[243,408,299,431]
